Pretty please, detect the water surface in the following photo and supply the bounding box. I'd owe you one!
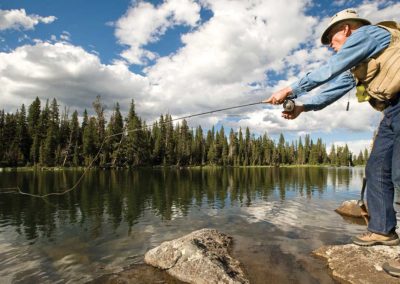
[0,167,385,283]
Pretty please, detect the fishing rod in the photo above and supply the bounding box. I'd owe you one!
[0,99,296,199]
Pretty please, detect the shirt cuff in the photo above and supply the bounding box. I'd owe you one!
[302,104,315,112]
[290,81,304,97]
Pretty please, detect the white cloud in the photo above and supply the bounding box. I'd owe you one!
[60,31,71,42]
[0,9,56,31]
[357,0,400,23]
[115,0,201,64]
[1,0,399,146]
[142,0,315,122]
[0,42,149,115]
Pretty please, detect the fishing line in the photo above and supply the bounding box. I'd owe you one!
[0,101,264,199]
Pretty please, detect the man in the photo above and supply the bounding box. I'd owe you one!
[263,9,400,276]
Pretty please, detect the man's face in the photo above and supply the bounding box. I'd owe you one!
[328,24,349,52]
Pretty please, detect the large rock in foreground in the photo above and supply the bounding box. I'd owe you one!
[314,244,400,284]
[144,228,249,284]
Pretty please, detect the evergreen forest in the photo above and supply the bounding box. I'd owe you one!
[0,97,369,168]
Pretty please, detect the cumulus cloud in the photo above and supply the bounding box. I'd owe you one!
[0,42,149,115]
[1,0,399,142]
[115,0,201,64]
[0,9,56,31]
[142,0,315,122]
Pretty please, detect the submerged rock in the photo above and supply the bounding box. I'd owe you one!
[144,228,249,284]
[314,244,400,284]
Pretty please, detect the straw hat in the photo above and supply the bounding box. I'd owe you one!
[321,9,371,45]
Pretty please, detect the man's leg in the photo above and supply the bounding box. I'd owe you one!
[381,102,400,276]
[392,106,400,191]
[352,104,399,245]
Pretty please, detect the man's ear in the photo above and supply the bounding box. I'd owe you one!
[344,24,352,36]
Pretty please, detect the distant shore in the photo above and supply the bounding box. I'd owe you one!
[0,164,365,172]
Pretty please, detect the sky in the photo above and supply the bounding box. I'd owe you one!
[1,0,399,155]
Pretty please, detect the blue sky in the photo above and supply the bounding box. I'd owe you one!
[1,0,399,154]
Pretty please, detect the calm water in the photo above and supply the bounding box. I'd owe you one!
[0,167,390,283]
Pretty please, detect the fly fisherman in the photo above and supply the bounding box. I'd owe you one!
[264,9,400,277]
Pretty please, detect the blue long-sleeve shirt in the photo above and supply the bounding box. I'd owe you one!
[290,25,391,111]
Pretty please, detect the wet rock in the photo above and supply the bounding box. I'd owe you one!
[335,200,364,218]
[144,228,249,284]
[313,244,400,284]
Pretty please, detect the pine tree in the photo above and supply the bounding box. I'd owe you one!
[107,103,124,167]
[304,134,311,164]
[59,107,71,166]
[82,117,99,166]
[192,126,204,165]
[4,113,19,165]
[164,115,175,165]
[262,133,272,165]
[125,100,148,166]
[69,110,81,166]
[228,129,238,166]
[329,144,336,165]
[244,127,251,166]
[278,133,286,164]
[297,137,305,165]
[220,127,229,166]
[176,119,191,165]
[0,110,5,165]
[42,124,57,166]
[92,96,106,165]
[28,97,41,164]
[27,97,41,136]
[205,127,216,165]
[82,109,89,133]
[16,104,31,164]
[238,128,244,165]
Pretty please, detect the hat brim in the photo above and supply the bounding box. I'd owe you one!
[321,18,371,45]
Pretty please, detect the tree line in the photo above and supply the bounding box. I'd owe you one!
[0,97,369,168]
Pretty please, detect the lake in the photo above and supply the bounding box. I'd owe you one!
[0,167,391,283]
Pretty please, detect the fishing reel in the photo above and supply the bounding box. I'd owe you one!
[282,98,295,113]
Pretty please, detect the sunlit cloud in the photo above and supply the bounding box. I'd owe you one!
[0,9,56,31]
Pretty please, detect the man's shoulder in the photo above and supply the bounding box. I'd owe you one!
[357,24,388,33]
[351,24,391,40]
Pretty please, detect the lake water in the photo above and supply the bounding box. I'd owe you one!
[0,167,394,283]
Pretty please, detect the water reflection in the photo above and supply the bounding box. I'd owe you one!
[0,167,366,283]
[0,167,360,241]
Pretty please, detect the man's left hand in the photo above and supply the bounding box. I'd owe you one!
[282,104,304,120]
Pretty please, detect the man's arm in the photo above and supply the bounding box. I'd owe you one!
[280,71,355,119]
[264,26,390,108]
[290,26,390,97]
[302,71,356,111]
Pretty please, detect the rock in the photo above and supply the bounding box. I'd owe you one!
[335,200,364,218]
[144,228,249,284]
[313,244,400,284]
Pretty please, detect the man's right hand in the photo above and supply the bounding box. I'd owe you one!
[263,86,293,105]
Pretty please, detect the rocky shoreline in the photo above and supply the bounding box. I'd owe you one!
[93,229,400,284]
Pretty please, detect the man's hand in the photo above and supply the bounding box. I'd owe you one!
[263,86,293,105]
[282,104,304,120]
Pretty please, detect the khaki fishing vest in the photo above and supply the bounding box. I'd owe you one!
[351,21,400,111]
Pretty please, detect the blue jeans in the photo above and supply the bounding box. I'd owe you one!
[365,97,400,235]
